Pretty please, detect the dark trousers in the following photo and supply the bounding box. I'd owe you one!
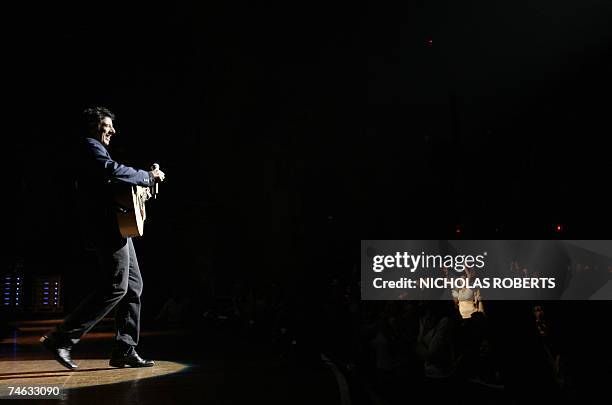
[52,238,143,349]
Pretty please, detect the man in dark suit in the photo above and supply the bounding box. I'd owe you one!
[41,107,165,370]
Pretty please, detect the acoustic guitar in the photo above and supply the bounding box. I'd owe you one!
[114,164,160,238]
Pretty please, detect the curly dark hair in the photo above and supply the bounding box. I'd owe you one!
[82,106,115,132]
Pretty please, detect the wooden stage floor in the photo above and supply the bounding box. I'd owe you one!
[0,319,341,404]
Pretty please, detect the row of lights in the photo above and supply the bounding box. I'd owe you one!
[455,224,564,235]
[3,276,62,310]
[41,281,60,306]
[3,275,21,307]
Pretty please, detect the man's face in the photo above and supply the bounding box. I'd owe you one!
[96,116,116,146]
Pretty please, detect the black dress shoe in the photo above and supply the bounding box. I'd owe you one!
[40,335,78,370]
[109,348,155,368]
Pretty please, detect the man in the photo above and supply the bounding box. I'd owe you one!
[41,107,165,370]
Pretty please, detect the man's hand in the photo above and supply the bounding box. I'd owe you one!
[150,168,165,182]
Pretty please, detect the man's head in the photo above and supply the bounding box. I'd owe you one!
[83,106,116,146]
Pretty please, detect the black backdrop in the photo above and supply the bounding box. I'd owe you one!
[6,1,612,311]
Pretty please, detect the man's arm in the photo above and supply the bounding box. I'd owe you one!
[85,138,156,187]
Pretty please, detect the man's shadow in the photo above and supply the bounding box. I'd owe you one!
[0,367,116,380]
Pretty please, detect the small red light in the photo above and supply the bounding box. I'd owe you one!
[425,37,433,47]
[555,224,563,232]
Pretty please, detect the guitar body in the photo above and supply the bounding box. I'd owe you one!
[114,185,151,238]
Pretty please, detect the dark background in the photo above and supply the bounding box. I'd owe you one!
[5,0,612,316]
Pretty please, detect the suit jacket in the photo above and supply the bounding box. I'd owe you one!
[76,137,155,249]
